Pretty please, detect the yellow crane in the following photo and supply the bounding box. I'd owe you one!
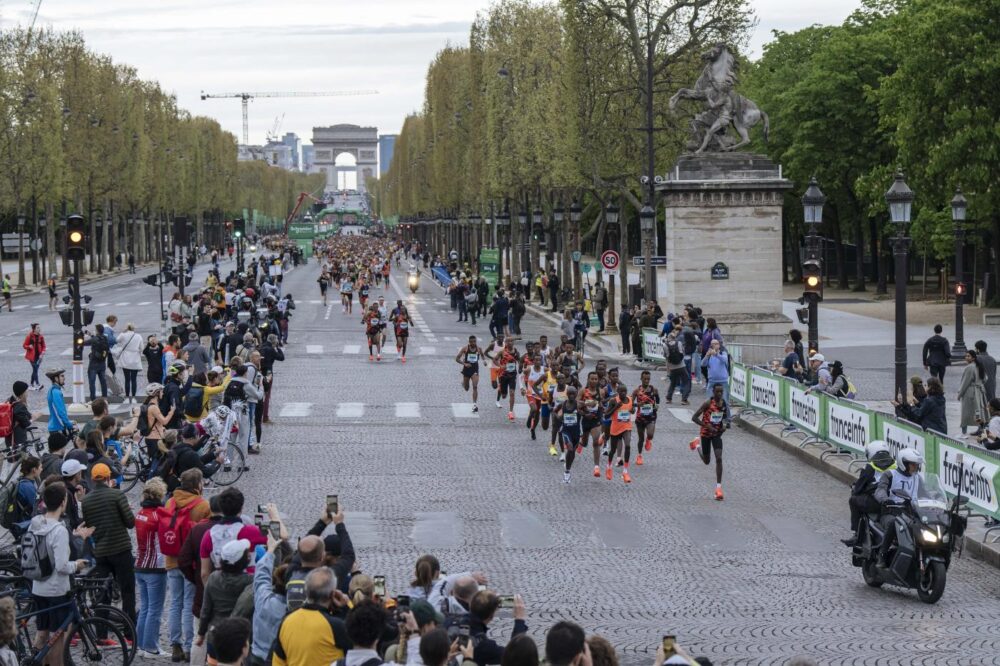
[199,90,379,145]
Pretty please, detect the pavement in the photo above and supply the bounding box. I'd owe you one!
[3,258,1000,664]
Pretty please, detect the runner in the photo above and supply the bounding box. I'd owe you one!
[376,296,389,352]
[493,337,521,421]
[540,372,568,458]
[604,383,634,483]
[555,340,584,387]
[317,271,330,306]
[484,334,506,407]
[597,365,620,454]
[631,371,660,466]
[363,304,383,361]
[522,354,547,442]
[391,300,414,362]
[456,335,481,412]
[340,274,354,314]
[554,386,582,484]
[358,277,370,310]
[690,382,730,500]
[578,371,604,478]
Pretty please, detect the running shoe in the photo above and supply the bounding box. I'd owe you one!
[549,444,558,456]
[496,400,502,409]
[507,411,515,421]
[472,404,478,413]
[605,466,612,480]
[377,353,382,361]
[689,436,700,451]
[563,471,571,484]
[593,466,600,477]
[616,457,624,467]
[601,443,609,456]
[623,470,632,484]
[401,356,406,364]
[369,354,374,361]
[645,437,652,451]
[715,486,724,501]
[531,430,537,441]
[636,454,644,466]
[558,451,566,462]
[576,445,584,455]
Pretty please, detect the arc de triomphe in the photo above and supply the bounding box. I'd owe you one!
[311,124,378,193]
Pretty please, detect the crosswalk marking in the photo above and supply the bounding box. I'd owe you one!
[451,403,479,418]
[279,402,312,417]
[138,302,152,306]
[32,304,46,309]
[95,302,110,307]
[396,402,421,418]
[418,347,436,356]
[306,345,323,354]
[343,344,361,354]
[0,350,7,354]
[336,402,365,418]
[668,408,693,422]
[115,302,129,306]
[444,336,459,342]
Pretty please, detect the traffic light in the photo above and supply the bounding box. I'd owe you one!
[66,215,86,261]
[233,219,245,238]
[173,216,190,247]
[142,273,159,287]
[802,259,823,301]
[955,282,967,300]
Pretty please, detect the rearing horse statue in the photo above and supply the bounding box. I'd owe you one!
[669,43,769,154]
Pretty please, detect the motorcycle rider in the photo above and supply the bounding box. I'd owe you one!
[873,448,924,568]
[842,441,896,546]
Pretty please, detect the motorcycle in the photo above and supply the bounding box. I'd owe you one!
[407,268,420,293]
[851,472,967,604]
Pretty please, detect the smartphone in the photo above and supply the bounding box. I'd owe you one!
[458,624,471,649]
[326,494,339,516]
[257,504,268,514]
[373,575,386,597]
[499,595,515,609]
[662,636,676,658]
[254,514,264,527]
[268,520,281,540]
[396,594,410,609]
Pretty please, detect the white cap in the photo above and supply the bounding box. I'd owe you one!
[61,459,87,477]
[210,366,224,374]
[809,353,825,362]
[220,538,251,564]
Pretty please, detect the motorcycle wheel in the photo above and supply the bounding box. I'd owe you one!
[917,561,946,604]
[862,559,883,588]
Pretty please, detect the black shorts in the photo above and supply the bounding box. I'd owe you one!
[700,435,723,456]
[33,593,73,631]
[582,416,601,432]
[462,366,479,379]
[636,416,657,426]
[499,374,517,393]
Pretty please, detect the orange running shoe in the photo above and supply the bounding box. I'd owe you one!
[689,436,700,451]
[576,445,584,455]
[369,354,374,361]
[645,437,652,451]
[623,470,632,484]
[605,466,612,480]
[377,354,382,361]
[636,454,644,466]
[507,411,515,421]
[715,486,724,501]
[593,466,600,477]
[401,356,406,364]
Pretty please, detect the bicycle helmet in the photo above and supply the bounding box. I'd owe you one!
[865,440,890,460]
[167,360,187,376]
[212,405,232,421]
[897,447,924,473]
[44,367,66,380]
[145,383,164,396]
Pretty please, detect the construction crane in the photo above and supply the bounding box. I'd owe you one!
[266,114,285,144]
[199,90,379,145]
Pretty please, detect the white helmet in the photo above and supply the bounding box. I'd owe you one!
[212,404,232,421]
[865,440,890,460]
[897,448,924,472]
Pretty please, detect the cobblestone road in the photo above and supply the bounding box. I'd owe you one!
[4,259,1000,665]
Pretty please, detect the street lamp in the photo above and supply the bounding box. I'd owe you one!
[554,206,565,291]
[518,209,528,281]
[570,199,582,299]
[639,204,655,304]
[885,171,914,401]
[497,204,510,281]
[531,207,543,274]
[801,177,826,354]
[951,187,969,361]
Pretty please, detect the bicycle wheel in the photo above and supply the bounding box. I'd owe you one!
[89,604,136,662]
[211,444,245,486]
[64,616,129,666]
[119,455,143,493]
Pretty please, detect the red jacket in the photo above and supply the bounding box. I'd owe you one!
[23,332,45,362]
[135,503,165,571]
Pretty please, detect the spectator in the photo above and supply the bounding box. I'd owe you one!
[545,621,588,666]
[975,340,997,401]
[143,335,165,384]
[922,324,951,385]
[284,535,326,611]
[195,539,253,658]
[592,282,608,332]
[81,462,137,622]
[701,340,729,401]
[978,398,1000,452]
[777,340,803,382]
[251,526,291,666]
[134,478,169,657]
[112,323,144,404]
[199,487,266,584]
[23,323,46,391]
[8,381,38,452]
[560,310,575,342]
[503,633,539,666]
[958,350,989,435]
[629,307,643,360]
[41,431,71,483]
[701,317,723,355]
[179,494,224,659]
[83,324,110,402]
[788,328,805,367]
[587,635,618,666]
[469,590,528,665]
[46,368,72,435]
[511,293,526,335]
[664,328,690,405]
[344,601,388,665]
[572,301,590,351]
[208,617,252,666]
[908,376,927,405]
[805,353,831,389]
[548,270,560,313]
[0,597,17,666]
[816,360,850,399]
[183,332,213,377]
[161,423,221,493]
[894,376,947,434]
[441,575,478,619]
[271,567,352,666]
[9,456,41,538]
[416,627,452,666]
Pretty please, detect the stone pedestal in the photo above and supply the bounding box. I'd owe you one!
[658,152,793,334]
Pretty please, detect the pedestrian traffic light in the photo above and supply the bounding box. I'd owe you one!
[82,308,95,326]
[955,282,967,298]
[142,273,159,287]
[66,215,86,261]
[802,259,823,301]
[233,219,245,238]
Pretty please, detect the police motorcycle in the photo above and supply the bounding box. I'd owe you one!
[851,448,967,604]
[407,264,420,293]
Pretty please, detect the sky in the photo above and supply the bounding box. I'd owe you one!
[1,0,861,146]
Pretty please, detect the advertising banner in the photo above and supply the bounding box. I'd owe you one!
[879,416,928,460]
[749,371,781,416]
[729,364,748,406]
[825,399,872,455]
[787,385,822,437]
[641,328,666,363]
[937,438,1000,517]
[478,248,499,300]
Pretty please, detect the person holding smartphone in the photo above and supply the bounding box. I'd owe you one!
[691,382,731,501]
[250,513,290,666]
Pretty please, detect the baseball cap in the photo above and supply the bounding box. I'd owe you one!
[808,353,825,362]
[61,459,87,477]
[211,366,224,375]
[220,538,251,564]
[91,463,112,482]
[410,599,444,627]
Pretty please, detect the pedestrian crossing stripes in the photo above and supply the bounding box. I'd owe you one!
[306,345,324,354]
[279,402,312,417]
[342,344,361,354]
[336,402,365,418]
[668,408,693,422]
[451,403,478,418]
[418,347,436,356]
[395,402,420,418]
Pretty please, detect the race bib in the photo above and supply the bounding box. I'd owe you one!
[563,413,578,426]
[399,322,409,329]
[710,412,724,425]
[370,318,380,326]
[466,353,479,363]
[587,402,599,413]
[616,411,631,423]
[505,362,517,373]
[639,404,654,416]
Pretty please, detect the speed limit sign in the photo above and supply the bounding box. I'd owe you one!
[600,250,620,272]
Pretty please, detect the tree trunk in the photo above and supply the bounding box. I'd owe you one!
[852,217,866,291]
[869,217,881,286]
[45,202,56,279]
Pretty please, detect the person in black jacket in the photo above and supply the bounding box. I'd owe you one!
[842,443,896,546]
[161,362,191,429]
[8,381,38,450]
[922,324,952,385]
[301,504,355,594]
[893,376,947,434]
[468,590,528,665]
[161,423,221,492]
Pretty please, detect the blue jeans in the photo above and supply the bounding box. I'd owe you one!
[167,569,195,651]
[245,403,257,449]
[88,362,107,402]
[136,571,167,652]
[29,359,42,386]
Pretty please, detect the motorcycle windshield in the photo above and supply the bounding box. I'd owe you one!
[914,473,949,510]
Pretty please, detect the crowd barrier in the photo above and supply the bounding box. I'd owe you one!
[430,266,454,287]
[729,362,1000,532]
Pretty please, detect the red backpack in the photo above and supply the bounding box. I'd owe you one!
[0,402,13,439]
[157,497,207,557]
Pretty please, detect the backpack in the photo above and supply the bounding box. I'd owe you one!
[285,567,310,612]
[465,290,478,305]
[845,377,858,400]
[90,335,109,362]
[184,386,205,419]
[20,526,54,580]
[208,521,245,569]
[157,498,207,557]
[137,404,152,437]
[223,381,247,408]
[1,479,34,531]
[0,401,12,439]
[666,340,683,364]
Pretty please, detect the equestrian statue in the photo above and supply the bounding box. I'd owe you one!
[669,43,769,154]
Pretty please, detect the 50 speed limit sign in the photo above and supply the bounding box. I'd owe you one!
[600,250,620,273]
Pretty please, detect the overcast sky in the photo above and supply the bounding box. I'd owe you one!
[1,0,860,145]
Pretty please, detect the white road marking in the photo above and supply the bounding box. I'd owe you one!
[336,402,365,418]
[306,345,323,354]
[32,304,46,309]
[668,408,694,422]
[279,402,312,417]
[324,303,333,320]
[418,347,436,356]
[396,402,421,418]
[343,345,361,354]
[444,336,459,342]
[451,403,479,418]
[138,302,152,306]
[95,302,110,307]
[115,302,130,306]
[0,350,7,354]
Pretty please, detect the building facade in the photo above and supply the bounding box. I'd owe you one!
[378,134,397,176]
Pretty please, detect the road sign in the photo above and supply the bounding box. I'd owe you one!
[632,256,666,267]
[571,251,581,262]
[581,263,592,274]
[600,250,620,272]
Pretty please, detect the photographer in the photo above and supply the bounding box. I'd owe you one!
[468,591,527,665]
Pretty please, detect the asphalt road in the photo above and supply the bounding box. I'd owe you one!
[3,256,1000,665]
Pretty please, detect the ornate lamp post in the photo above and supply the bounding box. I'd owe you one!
[885,171,915,400]
[531,206,543,277]
[517,208,528,285]
[605,201,620,331]
[497,204,511,283]
[639,204,655,303]
[554,205,566,292]
[570,199,582,299]
[801,177,826,354]
[951,188,969,361]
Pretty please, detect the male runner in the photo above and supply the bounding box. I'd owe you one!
[691,382,730,500]
[391,301,415,362]
[631,370,660,466]
[578,371,604,477]
[484,334,506,406]
[522,354,547,441]
[604,383,634,483]
[554,386,582,484]
[494,337,521,421]
[340,275,354,314]
[363,304,383,361]
[456,335,482,412]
